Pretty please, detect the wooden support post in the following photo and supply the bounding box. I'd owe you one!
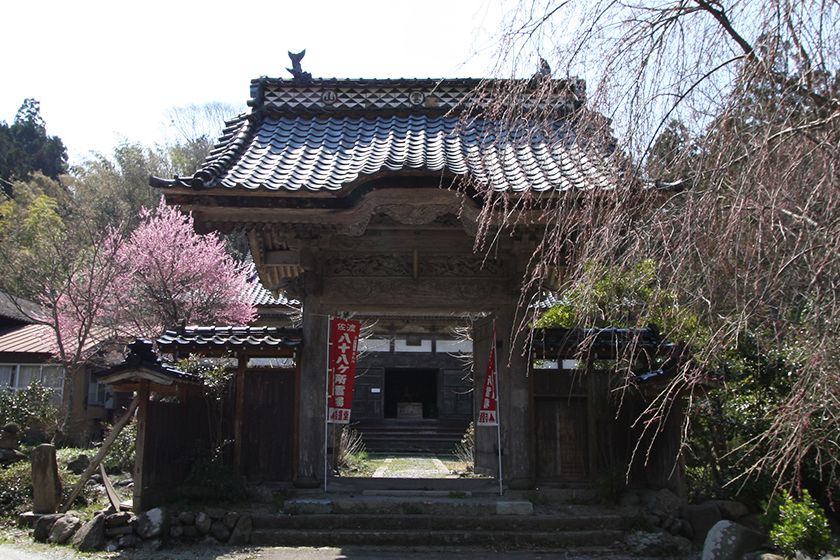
[132,381,150,512]
[234,352,246,473]
[59,395,139,513]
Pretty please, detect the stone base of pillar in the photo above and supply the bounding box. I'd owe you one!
[293,477,321,489]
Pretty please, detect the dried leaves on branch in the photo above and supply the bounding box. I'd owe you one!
[469,1,840,493]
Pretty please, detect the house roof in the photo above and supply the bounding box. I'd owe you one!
[0,292,42,325]
[150,77,617,194]
[156,326,302,352]
[0,324,54,355]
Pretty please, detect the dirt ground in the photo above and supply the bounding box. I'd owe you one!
[0,542,681,560]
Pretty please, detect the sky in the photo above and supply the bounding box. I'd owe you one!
[2,0,508,165]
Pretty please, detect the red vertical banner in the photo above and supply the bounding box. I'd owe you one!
[327,318,361,424]
[478,323,499,426]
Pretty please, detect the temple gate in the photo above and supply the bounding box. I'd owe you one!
[151,70,682,492]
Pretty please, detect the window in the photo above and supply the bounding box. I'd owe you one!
[87,372,112,407]
[0,365,14,387]
[0,363,66,404]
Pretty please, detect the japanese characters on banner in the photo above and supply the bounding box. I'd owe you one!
[327,318,361,424]
[478,323,499,426]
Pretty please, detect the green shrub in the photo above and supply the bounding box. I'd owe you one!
[769,490,831,558]
[101,420,136,474]
[0,460,33,517]
[176,456,247,504]
[0,382,60,442]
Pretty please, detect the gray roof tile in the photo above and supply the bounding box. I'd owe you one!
[156,326,302,351]
[150,78,617,193]
[181,115,614,192]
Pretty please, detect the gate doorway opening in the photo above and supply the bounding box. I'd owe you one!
[332,323,481,481]
[384,367,438,419]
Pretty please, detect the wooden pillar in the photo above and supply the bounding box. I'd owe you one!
[495,304,533,489]
[233,351,246,473]
[295,297,328,488]
[132,380,150,512]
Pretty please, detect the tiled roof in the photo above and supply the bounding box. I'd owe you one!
[0,324,54,354]
[156,326,302,351]
[97,339,202,385]
[159,114,613,193]
[242,261,300,309]
[532,326,670,356]
[150,77,616,193]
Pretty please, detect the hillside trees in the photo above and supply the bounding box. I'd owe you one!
[477,1,840,496]
[0,99,67,189]
[0,100,253,438]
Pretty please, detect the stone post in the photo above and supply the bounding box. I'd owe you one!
[31,444,62,513]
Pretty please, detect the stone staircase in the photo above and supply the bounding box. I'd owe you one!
[354,419,469,454]
[249,486,631,550]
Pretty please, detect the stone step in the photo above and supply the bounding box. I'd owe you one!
[249,528,625,548]
[283,496,535,516]
[253,512,626,532]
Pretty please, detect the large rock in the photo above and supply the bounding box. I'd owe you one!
[48,514,82,544]
[702,520,765,560]
[0,448,26,466]
[228,514,253,545]
[195,511,211,534]
[31,444,62,513]
[117,534,138,549]
[178,510,195,525]
[135,507,168,539]
[711,500,749,520]
[625,530,693,556]
[683,502,724,545]
[210,520,231,542]
[223,511,239,530]
[72,513,106,552]
[66,454,90,475]
[105,511,134,528]
[32,513,62,543]
[648,488,683,521]
[18,511,39,529]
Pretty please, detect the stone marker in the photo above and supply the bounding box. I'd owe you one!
[31,444,62,513]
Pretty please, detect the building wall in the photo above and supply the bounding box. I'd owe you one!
[352,334,473,421]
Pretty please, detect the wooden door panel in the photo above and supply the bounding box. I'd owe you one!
[535,397,588,481]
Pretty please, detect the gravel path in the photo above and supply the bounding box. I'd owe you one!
[368,454,453,478]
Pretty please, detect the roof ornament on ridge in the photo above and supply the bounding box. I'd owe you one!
[286,49,312,84]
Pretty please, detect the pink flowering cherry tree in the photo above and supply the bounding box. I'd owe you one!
[45,199,255,439]
[109,199,255,336]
